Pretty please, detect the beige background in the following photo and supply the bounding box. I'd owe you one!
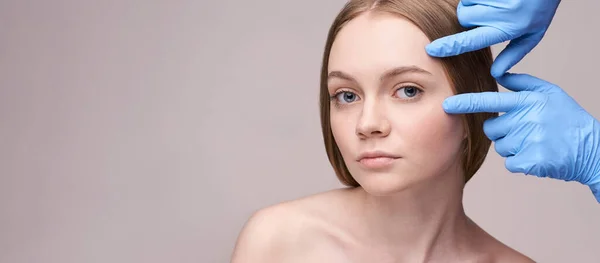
[1,0,600,262]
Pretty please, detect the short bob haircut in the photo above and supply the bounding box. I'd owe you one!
[320,0,498,186]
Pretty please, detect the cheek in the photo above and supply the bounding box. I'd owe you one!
[330,111,357,155]
[398,104,464,157]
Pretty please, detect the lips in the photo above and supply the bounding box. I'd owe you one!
[357,151,400,169]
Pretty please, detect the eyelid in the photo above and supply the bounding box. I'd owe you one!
[394,82,423,90]
[393,83,424,100]
[330,87,359,97]
[329,83,424,103]
[329,88,361,107]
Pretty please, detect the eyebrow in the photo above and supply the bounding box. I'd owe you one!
[327,66,433,83]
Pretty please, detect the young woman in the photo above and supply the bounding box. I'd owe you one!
[231,0,534,262]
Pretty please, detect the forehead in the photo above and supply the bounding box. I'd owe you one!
[328,12,444,77]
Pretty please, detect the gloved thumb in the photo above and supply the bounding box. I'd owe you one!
[490,33,544,78]
[496,72,558,93]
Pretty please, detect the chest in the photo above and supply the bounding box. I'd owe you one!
[283,236,407,263]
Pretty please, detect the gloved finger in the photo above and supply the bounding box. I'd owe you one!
[490,33,545,78]
[460,0,510,8]
[505,148,551,178]
[459,0,477,6]
[505,154,540,176]
[483,113,514,141]
[505,155,524,174]
[493,134,521,157]
[442,91,524,114]
[426,26,510,57]
[457,2,500,28]
[495,72,560,93]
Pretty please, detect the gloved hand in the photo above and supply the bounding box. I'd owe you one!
[443,73,600,203]
[426,0,561,77]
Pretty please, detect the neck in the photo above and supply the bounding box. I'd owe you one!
[351,165,478,261]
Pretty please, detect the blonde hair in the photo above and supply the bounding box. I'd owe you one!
[320,0,498,186]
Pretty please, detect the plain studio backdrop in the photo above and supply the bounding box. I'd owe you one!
[1,0,600,262]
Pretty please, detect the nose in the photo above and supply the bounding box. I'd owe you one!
[355,99,391,139]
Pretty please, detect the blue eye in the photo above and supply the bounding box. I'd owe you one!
[335,91,358,104]
[395,86,421,99]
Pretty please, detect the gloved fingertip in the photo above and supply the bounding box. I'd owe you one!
[490,68,504,79]
[442,97,458,113]
[490,61,513,79]
[425,43,443,57]
[495,75,514,86]
[442,99,451,111]
[427,39,459,57]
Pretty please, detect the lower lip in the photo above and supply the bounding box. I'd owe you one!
[358,157,399,169]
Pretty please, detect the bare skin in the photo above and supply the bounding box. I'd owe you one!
[230,187,534,263]
[231,11,535,263]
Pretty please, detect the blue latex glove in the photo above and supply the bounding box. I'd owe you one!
[426,0,561,77]
[443,73,600,203]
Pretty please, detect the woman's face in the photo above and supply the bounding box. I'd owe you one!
[327,12,466,196]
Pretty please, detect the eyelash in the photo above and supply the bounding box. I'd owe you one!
[329,85,424,107]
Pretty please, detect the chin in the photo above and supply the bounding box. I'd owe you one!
[352,169,427,197]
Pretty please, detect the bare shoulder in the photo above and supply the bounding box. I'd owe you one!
[230,188,355,263]
[460,216,536,263]
[492,245,535,263]
[476,234,535,263]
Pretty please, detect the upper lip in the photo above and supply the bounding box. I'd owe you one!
[357,151,401,161]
